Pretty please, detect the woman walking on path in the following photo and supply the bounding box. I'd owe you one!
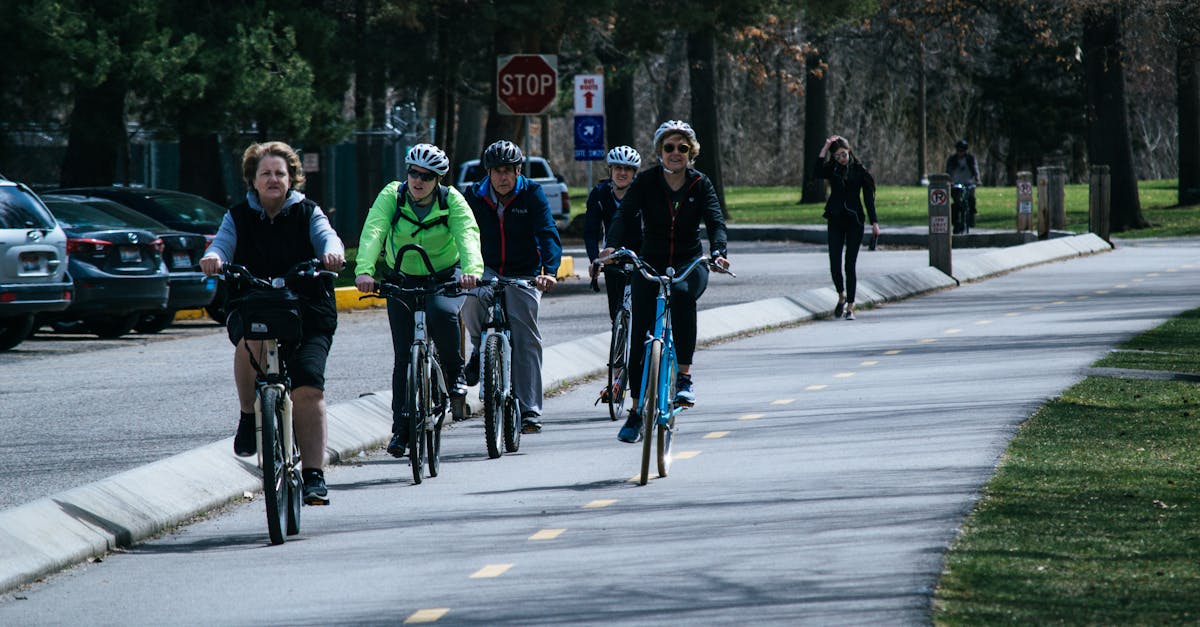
[814,134,879,320]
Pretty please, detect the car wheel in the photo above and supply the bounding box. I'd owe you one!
[134,311,176,334]
[85,314,139,338]
[51,319,88,334]
[0,314,35,351]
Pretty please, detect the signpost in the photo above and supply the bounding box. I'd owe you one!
[573,73,605,185]
[496,54,558,116]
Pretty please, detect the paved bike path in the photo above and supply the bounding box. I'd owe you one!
[0,234,1110,594]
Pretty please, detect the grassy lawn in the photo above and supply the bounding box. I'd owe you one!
[933,309,1200,624]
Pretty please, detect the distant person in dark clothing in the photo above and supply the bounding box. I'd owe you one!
[946,139,980,234]
[814,134,878,321]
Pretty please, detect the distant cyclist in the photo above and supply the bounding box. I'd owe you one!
[945,139,980,234]
[460,140,562,435]
[584,145,642,321]
[600,120,730,444]
[200,141,345,506]
[355,143,483,458]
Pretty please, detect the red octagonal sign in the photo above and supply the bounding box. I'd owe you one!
[496,54,558,116]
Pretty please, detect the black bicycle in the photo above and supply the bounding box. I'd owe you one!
[593,261,633,421]
[474,277,531,459]
[221,259,335,545]
[364,244,460,485]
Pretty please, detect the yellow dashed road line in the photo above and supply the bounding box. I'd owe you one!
[919,338,937,344]
[1095,290,1109,294]
[405,608,449,624]
[944,328,962,334]
[674,451,700,459]
[884,349,902,355]
[860,360,879,366]
[583,499,616,509]
[771,399,795,405]
[975,320,992,325]
[703,431,730,439]
[1005,312,1021,317]
[738,413,765,421]
[805,384,827,391]
[529,529,565,541]
[833,372,856,378]
[470,564,513,578]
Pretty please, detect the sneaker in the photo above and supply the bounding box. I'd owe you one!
[302,468,329,506]
[233,412,256,457]
[844,304,855,320]
[521,411,543,434]
[834,297,845,318]
[617,410,643,443]
[674,373,695,405]
[464,350,480,386]
[386,432,408,458]
[449,369,468,398]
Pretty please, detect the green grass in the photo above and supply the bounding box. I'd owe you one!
[933,309,1200,624]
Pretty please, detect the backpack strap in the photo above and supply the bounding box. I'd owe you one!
[389,183,451,237]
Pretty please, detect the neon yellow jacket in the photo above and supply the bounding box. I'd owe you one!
[355,181,484,277]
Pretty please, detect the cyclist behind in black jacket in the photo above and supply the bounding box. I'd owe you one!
[584,145,642,321]
[200,141,346,506]
[814,134,878,321]
[945,138,981,233]
[600,120,730,444]
[460,140,562,435]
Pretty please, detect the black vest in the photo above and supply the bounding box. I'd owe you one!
[228,199,337,333]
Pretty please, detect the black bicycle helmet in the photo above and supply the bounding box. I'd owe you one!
[482,140,524,169]
[955,139,969,151]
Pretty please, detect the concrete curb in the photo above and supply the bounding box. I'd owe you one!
[0,233,1111,594]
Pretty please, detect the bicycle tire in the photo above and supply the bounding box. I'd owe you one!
[286,466,302,536]
[503,394,521,453]
[482,334,504,459]
[428,356,446,477]
[407,346,426,484]
[260,386,288,545]
[639,340,662,486]
[608,309,632,421]
[658,349,679,477]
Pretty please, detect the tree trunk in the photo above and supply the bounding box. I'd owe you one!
[800,45,828,204]
[60,80,128,187]
[1178,43,1200,206]
[606,67,636,148]
[484,27,525,145]
[656,34,688,120]
[917,42,928,185]
[1082,7,1146,231]
[454,98,486,176]
[178,131,228,205]
[687,27,726,216]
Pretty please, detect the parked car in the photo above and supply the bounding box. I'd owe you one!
[50,186,229,322]
[37,197,170,338]
[42,194,215,333]
[0,178,73,350]
[455,157,571,230]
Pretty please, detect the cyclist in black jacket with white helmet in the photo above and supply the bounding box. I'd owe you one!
[601,120,730,444]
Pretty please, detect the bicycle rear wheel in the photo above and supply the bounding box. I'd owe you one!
[607,309,631,421]
[639,341,662,486]
[407,346,426,484]
[260,386,288,545]
[482,334,504,459]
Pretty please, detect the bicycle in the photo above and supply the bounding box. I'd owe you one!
[593,261,633,421]
[363,244,460,485]
[473,276,532,459]
[600,249,735,486]
[951,182,977,234]
[220,258,336,545]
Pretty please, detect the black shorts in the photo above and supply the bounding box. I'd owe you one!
[227,312,333,391]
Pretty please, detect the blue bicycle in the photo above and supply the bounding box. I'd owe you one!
[601,249,734,485]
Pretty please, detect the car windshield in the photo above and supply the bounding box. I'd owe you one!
[43,196,167,230]
[44,199,153,230]
[463,164,485,182]
[0,186,57,229]
[146,193,227,226]
[524,160,550,179]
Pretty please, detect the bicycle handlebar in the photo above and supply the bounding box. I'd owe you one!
[480,276,534,290]
[597,248,736,282]
[219,259,336,289]
[361,277,461,301]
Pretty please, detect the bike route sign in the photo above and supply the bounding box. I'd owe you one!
[574,115,605,161]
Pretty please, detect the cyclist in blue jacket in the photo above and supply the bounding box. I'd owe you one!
[461,140,562,434]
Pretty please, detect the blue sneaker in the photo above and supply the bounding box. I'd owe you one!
[617,411,642,443]
[674,373,695,405]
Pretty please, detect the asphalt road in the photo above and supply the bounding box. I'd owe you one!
[1,240,1197,623]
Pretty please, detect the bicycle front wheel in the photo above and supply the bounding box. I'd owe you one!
[260,386,288,545]
[608,309,631,421]
[482,334,504,459]
[407,346,427,484]
[639,340,662,486]
[658,349,678,478]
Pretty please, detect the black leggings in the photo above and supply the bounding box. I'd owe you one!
[627,264,708,401]
[827,215,865,302]
[386,270,464,431]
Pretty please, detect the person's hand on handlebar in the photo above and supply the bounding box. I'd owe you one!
[597,247,616,264]
[713,256,731,271]
[199,254,222,276]
[459,273,478,289]
[355,273,375,293]
[534,274,557,292]
[322,251,346,273]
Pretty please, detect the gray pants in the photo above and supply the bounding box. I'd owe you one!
[462,270,544,416]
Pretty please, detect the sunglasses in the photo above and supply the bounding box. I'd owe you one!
[407,168,438,182]
[662,142,691,154]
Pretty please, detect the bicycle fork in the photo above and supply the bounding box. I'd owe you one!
[253,341,294,470]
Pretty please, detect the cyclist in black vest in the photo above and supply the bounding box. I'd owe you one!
[201,141,345,506]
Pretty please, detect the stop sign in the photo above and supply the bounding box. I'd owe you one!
[496,54,558,116]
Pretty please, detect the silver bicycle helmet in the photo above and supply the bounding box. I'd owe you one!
[653,120,697,147]
[482,140,524,169]
[405,143,450,176]
[606,145,641,168]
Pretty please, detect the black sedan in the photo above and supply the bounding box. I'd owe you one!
[42,194,216,333]
[36,198,170,338]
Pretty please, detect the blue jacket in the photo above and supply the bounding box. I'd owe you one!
[464,175,562,277]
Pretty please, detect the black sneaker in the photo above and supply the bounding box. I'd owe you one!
[302,468,329,506]
[233,412,256,457]
[386,432,408,458]
[464,350,480,386]
[521,411,542,434]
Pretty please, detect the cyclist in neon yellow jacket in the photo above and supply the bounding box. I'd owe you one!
[355,143,484,458]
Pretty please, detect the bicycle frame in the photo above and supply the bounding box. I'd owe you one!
[249,340,295,472]
[477,283,513,406]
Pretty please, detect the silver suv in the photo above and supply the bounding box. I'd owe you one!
[0,179,72,350]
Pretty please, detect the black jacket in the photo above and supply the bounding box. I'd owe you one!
[607,165,727,273]
[464,176,562,277]
[583,179,641,261]
[813,158,878,226]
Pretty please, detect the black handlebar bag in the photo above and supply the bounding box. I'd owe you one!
[229,289,304,342]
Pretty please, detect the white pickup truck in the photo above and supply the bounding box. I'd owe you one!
[455,157,571,230]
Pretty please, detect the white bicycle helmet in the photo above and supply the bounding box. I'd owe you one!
[653,120,697,147]
[482,140,524,169]
[606,145,641,168]
[405,143,450,176]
